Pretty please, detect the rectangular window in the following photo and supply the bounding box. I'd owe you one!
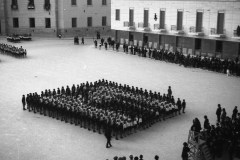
[11,0,18,10]
[13,18,19,28]
[102,0,106,5]
[44,0,51,10]
[217,12,224,34]
[45,18,51,28]
[102,16,107,26]
[72,18,77,28]
[28,0,35,9]
[159,10,165,29]
[87,17,92,27]
[177,10,183,30]
[129,9,134,26]
[29,18,35,28]
[196,11,203,32]
[143,9,149,27]
[71,0,76,5]
[115,9,120,21]
[87,0,92,5]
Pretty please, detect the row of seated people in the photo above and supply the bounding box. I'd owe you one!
[94,38,240,77]
[107,154,160,160]
[0,43,27,58]
[22,79,186,139]
[190,105,240,159]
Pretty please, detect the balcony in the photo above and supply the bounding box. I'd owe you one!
[44,3,51,11]
[209,28,226,38]
[138,22,151,31]
[153,24,167,33]
[170,25,184,34]
[232,30,240,40]
[123,21,129,27]
[123,22,136,30]
[188,26,204,36]
[11,4,18,10]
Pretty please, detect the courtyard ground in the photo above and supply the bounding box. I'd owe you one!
[0,37,240,160]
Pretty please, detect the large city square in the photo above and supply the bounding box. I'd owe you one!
[0,38,240,160]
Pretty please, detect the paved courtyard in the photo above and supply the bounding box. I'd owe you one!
[0,37,240,160]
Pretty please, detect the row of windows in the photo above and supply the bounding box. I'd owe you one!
[11,0,107,10]
[71,0,107,6]
[115,9,225,34]
[12,17,107,28]
[13,18,51,28]
[73,17,107,27]
[11,0,50,10]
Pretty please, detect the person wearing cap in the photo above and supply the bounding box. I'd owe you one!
[181,142,190,160]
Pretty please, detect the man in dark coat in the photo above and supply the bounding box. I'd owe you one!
[182,99,186,113]
[22,95,26,110]
[216,104,222,122]
[181,142,190,160]
[105,127,112,148]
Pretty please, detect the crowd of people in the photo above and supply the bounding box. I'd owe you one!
[94,38,240,77]
[0,43,27,58]
[190,104,240,160]
[22,79,186,142]
[107,154,160,160]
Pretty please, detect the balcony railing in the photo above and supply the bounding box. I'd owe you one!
[11,4,18,10]
[129,22,136,30]
[171,25,177,31]
[170,25,184,34]
[123,21,129,27]
[233,30,240,37]
[189,26,203,33]
[209,28,226,38]
[138,22,144,28]
[210,28,226,35]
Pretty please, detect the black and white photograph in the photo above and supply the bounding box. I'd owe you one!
[0,0,240,160]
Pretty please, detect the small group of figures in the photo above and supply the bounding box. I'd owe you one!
[21,79,186,148]
[0,43,27,58]
[107,154,160,160]
[74,36,84,45]
[7,34,32,42]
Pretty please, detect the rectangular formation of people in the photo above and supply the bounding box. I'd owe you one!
[0,43,27,58]
[22,79,186,139]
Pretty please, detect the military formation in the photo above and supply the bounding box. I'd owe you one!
[94,38,240,77]
[0,43,27,58]
[22,79,186,140]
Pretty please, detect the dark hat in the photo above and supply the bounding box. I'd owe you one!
[183,142,188,146]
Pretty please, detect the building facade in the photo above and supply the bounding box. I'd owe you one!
[0,0,111,37]
[111,0,240,59]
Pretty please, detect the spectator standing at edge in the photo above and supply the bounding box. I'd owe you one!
[181,142,190,160]
[216,104,222,123]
